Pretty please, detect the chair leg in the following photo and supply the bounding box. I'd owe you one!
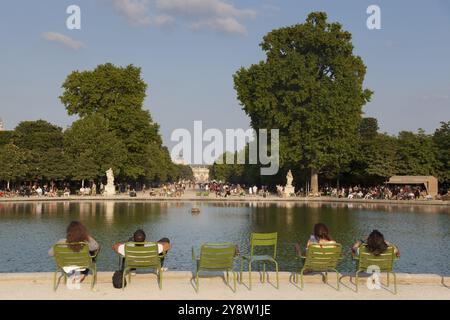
[387,272,390,287]
[248,261,253,290]
[300,268,305,289]
[53,270,58,291]
[195,271,199,293]
[226,270,229,285]
[274,261,279,289]
[122,268,127,290]
[262,263,266,283]
[91,266,97,290]
[355,271,360,292]
[159,268,163,290]
[324,271,328,284]
[392,272,397,295]
[239,258,244,284]
[335,270,340,291]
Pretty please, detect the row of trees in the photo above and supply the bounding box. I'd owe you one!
[211,12,449,191]
[210,118,450,189]
[0,64,192,189]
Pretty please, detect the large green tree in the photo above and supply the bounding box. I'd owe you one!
[233,12,372,194]
[63,114,127,183]
[60,63,172,181]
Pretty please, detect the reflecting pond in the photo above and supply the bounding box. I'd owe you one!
[0,201,448,274]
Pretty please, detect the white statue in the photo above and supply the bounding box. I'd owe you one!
[103,168,116,196]
[286,170,293,187]
[283,170,295,197]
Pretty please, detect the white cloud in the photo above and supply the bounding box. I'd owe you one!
[41,32,84,50]
[155,0,256,19]
[105,0,256,35]
[191,17,247,36]
[153,14,176,28]
[111,0,152,25]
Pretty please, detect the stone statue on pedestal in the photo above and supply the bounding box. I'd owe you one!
[283,170,295,197]
[103,168,116,196]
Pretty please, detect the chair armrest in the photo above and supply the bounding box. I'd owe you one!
[91,245,101,259]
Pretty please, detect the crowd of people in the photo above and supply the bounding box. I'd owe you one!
[198,182,270,198]
[0,181,448,201]
[320,185,436,200]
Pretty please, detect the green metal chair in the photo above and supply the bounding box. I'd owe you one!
[122,242,165,290]
[52,242,99,291]
[353,244,398,294]
[192,243,237,293]
[295,243,342,290]
[240,232,279,290]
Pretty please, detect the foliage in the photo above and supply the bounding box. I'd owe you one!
[233,12,372,190]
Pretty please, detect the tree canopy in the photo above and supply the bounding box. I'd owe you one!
[59,63,174,181]
[233,12,372,194]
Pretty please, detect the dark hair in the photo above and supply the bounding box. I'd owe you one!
[133,229,146,242]
[367,230,388,256]
[314,223,331,241]
[66,221,89,252]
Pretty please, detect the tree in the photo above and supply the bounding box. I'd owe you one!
[364,133,399,180]
[233,12,372,194]
[60,63,173,182]
[396,129,437,176]
[13,120,63,151]
[12,120,67,181]
[0,131,14,146]
[359,117,379,141]
[433,121,450,183]
[63,114,127,183]
[0,143,28,189]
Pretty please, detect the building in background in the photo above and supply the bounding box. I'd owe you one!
[190,165,210,183]
[0,118,4,131]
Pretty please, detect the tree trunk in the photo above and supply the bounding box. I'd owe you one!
[7,180,10,190]
[310,168,319,196]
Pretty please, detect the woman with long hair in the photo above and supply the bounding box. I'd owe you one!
[352,229,400,257]
[295,222,336,256]
[48,221,100,282]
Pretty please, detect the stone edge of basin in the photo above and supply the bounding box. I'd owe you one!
[0,272,448,286]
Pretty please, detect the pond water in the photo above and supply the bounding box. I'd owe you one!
[0,201,449,274]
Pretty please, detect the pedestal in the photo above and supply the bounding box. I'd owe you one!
[283,186,295,197]
[103,184,116,196]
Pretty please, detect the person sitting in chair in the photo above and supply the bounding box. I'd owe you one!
[352,229,400,257]
[112,229,171,270]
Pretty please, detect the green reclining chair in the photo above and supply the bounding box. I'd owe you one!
[353,244,398,294]
[240,232,279,290]
[52,242,99,291]
[192,243,237,293]
[296,243,342,290]
[122,242,165,290]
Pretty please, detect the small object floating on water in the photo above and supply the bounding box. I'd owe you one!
[191,207,200,214]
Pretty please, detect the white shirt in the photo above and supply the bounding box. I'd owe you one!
[117,243,164,256]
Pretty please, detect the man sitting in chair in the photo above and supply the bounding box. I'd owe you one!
[112,229,171,270]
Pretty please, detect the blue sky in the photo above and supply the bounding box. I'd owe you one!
[1,0,449,156]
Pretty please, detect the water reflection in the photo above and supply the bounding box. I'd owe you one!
[0,201,448,274]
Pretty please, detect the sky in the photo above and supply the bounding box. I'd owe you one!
[0,0,449,161]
